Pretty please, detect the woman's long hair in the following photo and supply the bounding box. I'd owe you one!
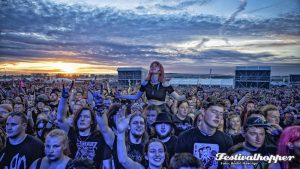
[73,107,97,134]
[143,138,169,169]
[145,61,165,83]
[126,113,149,147]
[226,114,241,134]
[277,126,300,169]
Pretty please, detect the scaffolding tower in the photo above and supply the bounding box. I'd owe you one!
[235,66,271,89]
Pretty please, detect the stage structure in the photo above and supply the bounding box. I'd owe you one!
[235,66,271,89]
[290,74,300,87]
[117,67,147,86]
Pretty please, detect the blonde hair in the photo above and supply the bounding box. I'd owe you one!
[46,129,70,155]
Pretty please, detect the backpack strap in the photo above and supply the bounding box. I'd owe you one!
[36,158,42,169]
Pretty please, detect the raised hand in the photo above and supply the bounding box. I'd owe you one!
[48,109,57,123]
[93,90,103,106]
[27,108,33,120]
[89,77,96,92]
[62,81,74,98]
[116,106,129,133]
[186,86,197,99]
[91,89,106,115]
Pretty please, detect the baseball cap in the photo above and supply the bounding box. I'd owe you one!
[284,106,298,114]
[244,116,270,129]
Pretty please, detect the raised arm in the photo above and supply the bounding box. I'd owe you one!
[68,88,76,108]
[170,86,198,101]
[57,82,73,133]
[93,90,115,149]
[117,91,144,100]
[116,115,144,169]
[170,91,186,101]
[87,77,96,106]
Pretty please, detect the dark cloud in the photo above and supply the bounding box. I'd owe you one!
[155,0,212,11]
[0,0,299,75]
[220,0,248,36]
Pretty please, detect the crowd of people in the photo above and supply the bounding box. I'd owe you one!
[0,61,299,169]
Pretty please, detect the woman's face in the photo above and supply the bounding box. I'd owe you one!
[14,97,22,103]
[45,136,65,161]
[178,102,189,117]
[37,121,46,137]
[229,117,241,130]
[0,107,10,123]
[147,141,165,167]
[147,110,158,125]
[150,63,160,74]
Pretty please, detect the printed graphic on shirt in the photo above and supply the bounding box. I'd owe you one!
[193,143,219,169]
[1,153,26,169]
[128,148,143,163]
[175,122,192,131]
[75,140,98,160]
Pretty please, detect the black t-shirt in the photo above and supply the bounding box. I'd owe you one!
[176,128,233,169]
[68,128,112,169]
[231,133,245,145]
[140,81,174,101]
[164,135,177,160]
[112,136,145,169]
[0,135,44,169]
[172,115,193,136]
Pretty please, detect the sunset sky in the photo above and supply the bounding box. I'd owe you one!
[1,0,299,75]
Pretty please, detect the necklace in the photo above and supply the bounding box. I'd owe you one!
[78,134,91,142]
[150,82,160,95]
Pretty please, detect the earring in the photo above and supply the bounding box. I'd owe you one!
[287,142,294,150]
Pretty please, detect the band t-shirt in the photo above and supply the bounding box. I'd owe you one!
[112,136,145,169]
[68,128,112,169]
[140,81,174,101]
[163,135,178,161]
[176,128,233,169]
[0,135,44,169]
[172,115,193,136]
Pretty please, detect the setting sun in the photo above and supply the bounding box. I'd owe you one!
[0,61,117,74]
[51,62,77,73]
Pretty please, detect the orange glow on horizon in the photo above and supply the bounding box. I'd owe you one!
[0,61,117,74]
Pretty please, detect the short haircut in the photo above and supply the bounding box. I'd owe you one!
[203,99,225,110]
[46,129,70,155]
[7,112,27,124]
[170,153,203,169]
[177,101,189,108]
[260,104,278,117]
[145,104,161,113]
